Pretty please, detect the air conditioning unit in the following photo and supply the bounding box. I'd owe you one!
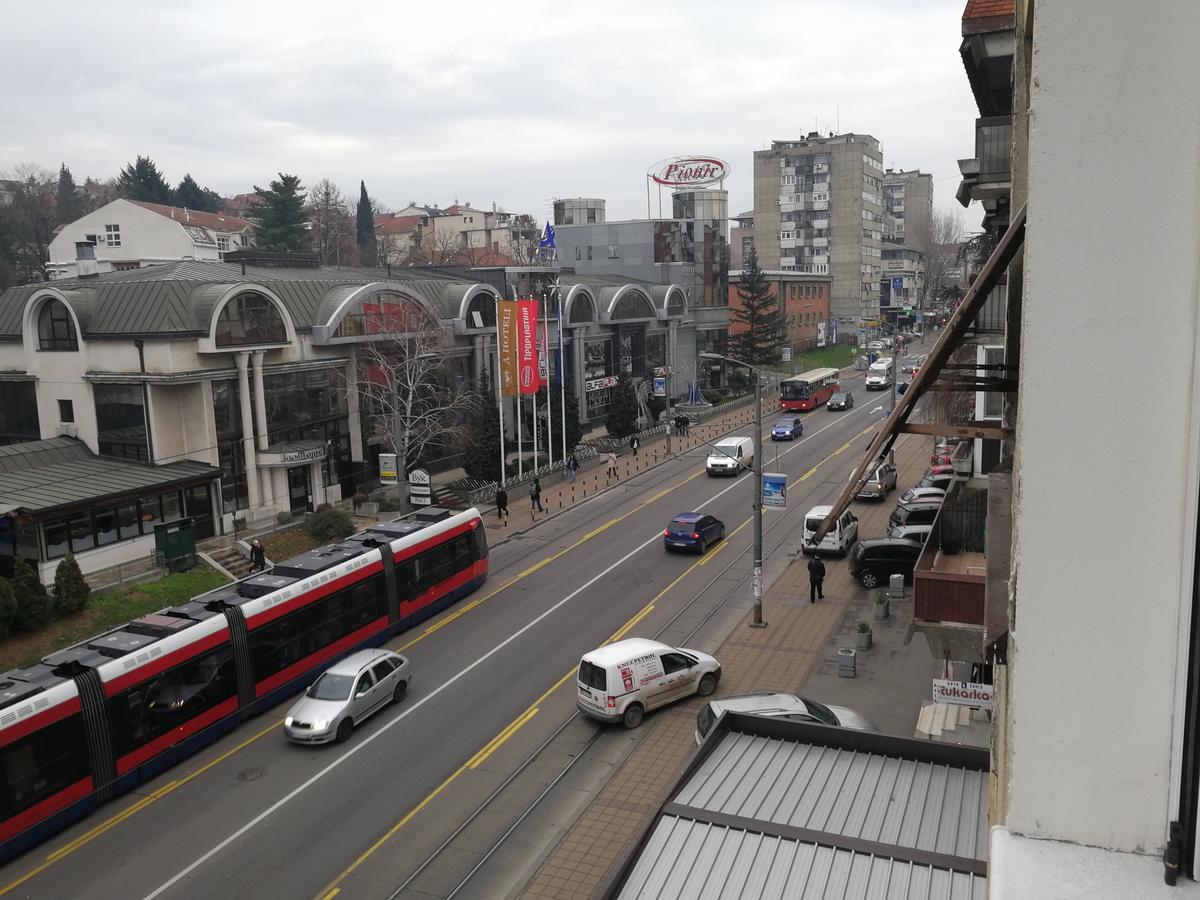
[57,423,78,438]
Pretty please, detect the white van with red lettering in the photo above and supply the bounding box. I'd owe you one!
[576,638,721,729]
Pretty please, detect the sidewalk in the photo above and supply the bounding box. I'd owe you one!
[480,393,782,550]
[521,430,932,899]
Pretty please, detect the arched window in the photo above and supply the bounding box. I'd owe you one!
[333,292,433,338]
[611,291,654,321]
[215,292,287,347]
[38,299,78,351]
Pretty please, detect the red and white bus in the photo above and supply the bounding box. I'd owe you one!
[780,367,841,411]
[0,507,488,863]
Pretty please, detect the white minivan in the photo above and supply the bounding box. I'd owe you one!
[706,436,753,476]
[576,638,721,729]
[802,505,859,556]
[865,359,893,390]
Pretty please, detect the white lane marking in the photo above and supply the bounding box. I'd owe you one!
[142,402,881,899]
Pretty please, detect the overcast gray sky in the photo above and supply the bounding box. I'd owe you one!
[1,0,981,229]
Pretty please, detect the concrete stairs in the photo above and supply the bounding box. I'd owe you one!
[202,542,254,580]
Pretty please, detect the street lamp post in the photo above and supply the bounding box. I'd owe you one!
[700,352,766,628]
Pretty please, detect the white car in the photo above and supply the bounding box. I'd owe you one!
[900,486,946,504]
[283,649,411,744]
[695,692,877,744]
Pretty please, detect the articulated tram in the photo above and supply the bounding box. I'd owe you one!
[0,507,488,863]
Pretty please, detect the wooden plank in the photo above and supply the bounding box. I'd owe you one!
[899,422,1013,441]
[810,204,1026,545]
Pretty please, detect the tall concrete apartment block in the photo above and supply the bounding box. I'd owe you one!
[882,169,933,256]
[753,132,886,325]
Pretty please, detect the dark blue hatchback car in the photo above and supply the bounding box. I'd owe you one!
[771,417,804,441]
[664,513,726,553]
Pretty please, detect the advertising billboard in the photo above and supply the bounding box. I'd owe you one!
[516,299,540,394]
[648,157,730,187]
[498,300,519,398]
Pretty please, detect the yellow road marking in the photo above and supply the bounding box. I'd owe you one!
[697,516,753,566]
[319,890,340,900]
[314,532,719,897]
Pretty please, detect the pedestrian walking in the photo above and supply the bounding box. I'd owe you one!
[495,486,508,519]
[807,555,826,604]
[630,435,640,456]
[566,452,579,483]
[606,451,619,479]
[530,477,544,513]
[681,415,691,436]
[249,539,266,573]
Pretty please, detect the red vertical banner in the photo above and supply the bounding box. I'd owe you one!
[517,299,539,394]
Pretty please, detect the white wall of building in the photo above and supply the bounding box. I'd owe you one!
[47,199,220,266]
[1008,0,1200,857]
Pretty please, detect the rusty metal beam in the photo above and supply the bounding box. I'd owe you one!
[811,204,1026,545]
[899,422,1013,441]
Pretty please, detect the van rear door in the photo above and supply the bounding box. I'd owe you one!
[577,658,608,713]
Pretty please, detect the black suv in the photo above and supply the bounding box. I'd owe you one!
[849,538,922,589]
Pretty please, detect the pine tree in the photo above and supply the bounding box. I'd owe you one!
[53,553,91,615]
[462,376,502,482]
[12,562,51,632]
[546,382,583,453]
[55,164,81,226]
[248,174,309,252]
[730,248,785,365]
[356,181,378,266]
[116,155,173,204]
[605,374,640,438]
[0,578,16,640]
[174,173,223,213]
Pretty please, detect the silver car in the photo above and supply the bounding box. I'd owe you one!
[695,692,877,745]
[284,648,411,744]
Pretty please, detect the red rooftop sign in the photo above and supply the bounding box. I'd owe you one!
[649,156,730,187]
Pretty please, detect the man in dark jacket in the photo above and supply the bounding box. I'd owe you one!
[807,555,826,603]
[495,486,508,519]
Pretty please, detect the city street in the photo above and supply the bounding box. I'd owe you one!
[0,376,892,900]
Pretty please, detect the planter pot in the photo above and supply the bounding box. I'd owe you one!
[837,648,856,678]
[856,631,872,650]
[873,601,889,622]
[356,502,380,516]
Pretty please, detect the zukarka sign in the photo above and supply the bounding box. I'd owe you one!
[649,157,730,187]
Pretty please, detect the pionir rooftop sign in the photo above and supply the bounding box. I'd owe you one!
[648,156,730,188]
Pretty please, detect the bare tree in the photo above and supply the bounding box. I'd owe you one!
[431,228,467,264]
[923,208,968,303]
[308,178,353,266]
[504,213,541,265]
[349,314,479,500]
[0,164,56,285]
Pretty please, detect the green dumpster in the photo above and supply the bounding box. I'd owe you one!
[154,518,196,572]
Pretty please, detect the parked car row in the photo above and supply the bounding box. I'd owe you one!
[848,466,955,588]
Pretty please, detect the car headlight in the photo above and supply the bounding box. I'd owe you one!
[285,716,294,727]
[312,720,328,731]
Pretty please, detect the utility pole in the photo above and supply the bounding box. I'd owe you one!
[751,369,765,627]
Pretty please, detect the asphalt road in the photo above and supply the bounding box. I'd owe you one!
[0,375,898,900]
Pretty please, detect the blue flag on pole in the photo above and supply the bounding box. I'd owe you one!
[538,222,556,249]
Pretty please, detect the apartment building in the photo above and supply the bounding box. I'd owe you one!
[882,168,933,257]
[752,132,886,327]
[728,210,753,269]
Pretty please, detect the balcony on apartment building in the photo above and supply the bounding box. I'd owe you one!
[910,442,988,664]
[957,116,1013,207]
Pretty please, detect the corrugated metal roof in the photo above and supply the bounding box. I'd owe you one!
[677,733,988,860]
[619,817,987,900]
[0,438,218,514]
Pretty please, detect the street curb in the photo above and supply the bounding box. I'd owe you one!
[487,400,782,549]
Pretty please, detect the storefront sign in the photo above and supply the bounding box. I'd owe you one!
[279,447,326,465]
[762,472,787,509]
[379,453,398,485]
[498,300,519,398]
[649,156,730,187]
[816,323,826,348]
[931,679,994,711]
[516,299,540,394]
[652,366,671,377]
[408,468,432,506]
[781,347,792,362]
[586,375,618,392]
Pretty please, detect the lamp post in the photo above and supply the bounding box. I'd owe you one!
[700,351,766,628]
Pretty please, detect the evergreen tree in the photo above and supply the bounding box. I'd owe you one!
[462,376,502,482]
[12,563,51,632]
[546,382,583,453]
[53,553,91,615]
[173,173,223,212]
[116,155,173,204]
[248,173,309,252]
[729,248,785,365]
[356,180,378,266]
[605,374,640,438]
[55,164,82,226]
[0,578,16,640]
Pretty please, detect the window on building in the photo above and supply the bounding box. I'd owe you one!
[57,399,73,423]
[95,383,149,460]
[608,244,619,259]
[0,383,39,446]
[214,292,287,346]
[575,247,582,261]
[586,245,593,260]
[105,224,121,247]
[217,234,230,253]
[587,208,597,223]
[38,300,78,351]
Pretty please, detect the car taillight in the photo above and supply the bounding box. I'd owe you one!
[607,695,616,708]
[664,529,670,536]
[691,533,700,539]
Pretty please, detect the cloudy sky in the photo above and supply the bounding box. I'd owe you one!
[2,0,981,228]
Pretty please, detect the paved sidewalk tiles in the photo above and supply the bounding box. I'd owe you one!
[520,430,932,899]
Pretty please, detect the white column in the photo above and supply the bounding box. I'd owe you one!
[251,352,274,508]
[234,352,260,511]
[345,351,363,464]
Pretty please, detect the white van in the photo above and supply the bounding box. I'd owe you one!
[706,436,753,476]
[865,359,893,390]
[576,638,722,729]
[802,505,859,556]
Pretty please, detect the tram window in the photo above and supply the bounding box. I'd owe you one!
[451,534,474,568]
[473,525,489,561]
[106,644,236,759]
[0,713,89,819]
